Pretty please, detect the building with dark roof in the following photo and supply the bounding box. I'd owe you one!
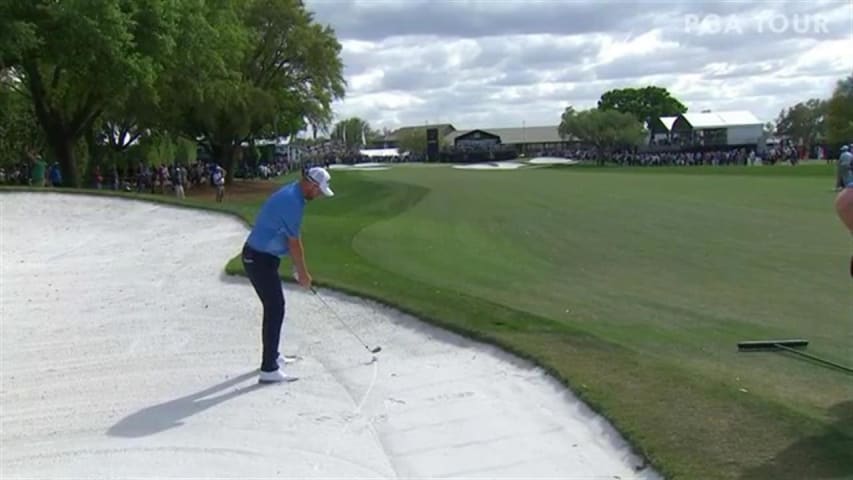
[446,125,574,154]
[383,123,576,155]
[383,124,457,145]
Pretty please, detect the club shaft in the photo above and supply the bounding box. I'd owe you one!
[312,287,373,352]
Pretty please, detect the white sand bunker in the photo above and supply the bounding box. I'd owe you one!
[452,160,526,170]
[527,156,579,165]
[0,192,660,479]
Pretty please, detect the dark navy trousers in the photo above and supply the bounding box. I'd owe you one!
[241,244,284,372]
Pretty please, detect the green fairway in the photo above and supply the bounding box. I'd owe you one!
[355,165,851,392]
[291,163,853,480]
[6,163,850,479]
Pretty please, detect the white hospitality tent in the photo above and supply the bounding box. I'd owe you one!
[671,110,764,147]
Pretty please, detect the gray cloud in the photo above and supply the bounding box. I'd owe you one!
[702,61,787,80]
[377,67,444,92]
[552,68,598,83]
[594,50,709,81]
[306,0,853,131]
[489,70,545,87]
[308,0,651,40]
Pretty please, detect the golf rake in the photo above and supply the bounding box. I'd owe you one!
[737,339,853,375]
[311,287,382,360]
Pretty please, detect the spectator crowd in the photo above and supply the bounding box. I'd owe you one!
[2,141,848,196]
[0,154,294,203]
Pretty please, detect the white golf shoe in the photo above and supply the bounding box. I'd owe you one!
[258,369,298,384]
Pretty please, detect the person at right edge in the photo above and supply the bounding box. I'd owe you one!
[835,144,853,277]
[241,167,334,383]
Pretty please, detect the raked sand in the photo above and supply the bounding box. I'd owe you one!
[0,192,660,479]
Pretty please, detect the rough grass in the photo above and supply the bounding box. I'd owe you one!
[3,162,851,479]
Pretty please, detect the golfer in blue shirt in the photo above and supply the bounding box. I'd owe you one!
[242,167,334,383]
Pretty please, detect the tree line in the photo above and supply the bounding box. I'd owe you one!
[557,75,853,164]
[772,74,853,154]
[2,1,850,183]
[319,76,853,164]
[0,0,346,187]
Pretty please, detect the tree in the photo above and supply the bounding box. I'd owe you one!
[0,77,43,167]
[175,0,346,183]
[331,117,378,148]
[597,86,688,125]
[826,72,853,147]
[396,128,447,155]
[84,92,153,174]
[775,98,827,150]
[558,106,646,165]
[0,0,182,187]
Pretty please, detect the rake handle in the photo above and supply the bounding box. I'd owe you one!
[774,343,853,374]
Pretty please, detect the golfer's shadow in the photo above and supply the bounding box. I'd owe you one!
[738,400,853,480]
[107,370,262,438]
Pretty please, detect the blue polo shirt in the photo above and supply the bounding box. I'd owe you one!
[246,181,306,256]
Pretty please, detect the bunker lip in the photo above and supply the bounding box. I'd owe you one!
[1,192,661,479]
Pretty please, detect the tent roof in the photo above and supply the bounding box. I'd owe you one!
[678,111,762,129]
[658,116,677,131]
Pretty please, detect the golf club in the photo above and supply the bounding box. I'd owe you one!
[311,286,382,357]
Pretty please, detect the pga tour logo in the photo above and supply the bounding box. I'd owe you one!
[684,13,830,35]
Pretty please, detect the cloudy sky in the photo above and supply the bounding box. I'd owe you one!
[304,0,852,131]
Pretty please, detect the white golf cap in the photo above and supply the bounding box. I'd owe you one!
[306,166,334,197]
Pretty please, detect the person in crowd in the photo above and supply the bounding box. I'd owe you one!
[837,145,852,191]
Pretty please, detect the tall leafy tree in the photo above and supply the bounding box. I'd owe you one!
[396,128,447,155]
[597,86,688,125]
[775,98,827,149]
[826,72,853,147]
[558,106,646,165]
[332,117,378,147]
[0,0,181,186]
[176,0,346,182]
[0,76,43,167]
